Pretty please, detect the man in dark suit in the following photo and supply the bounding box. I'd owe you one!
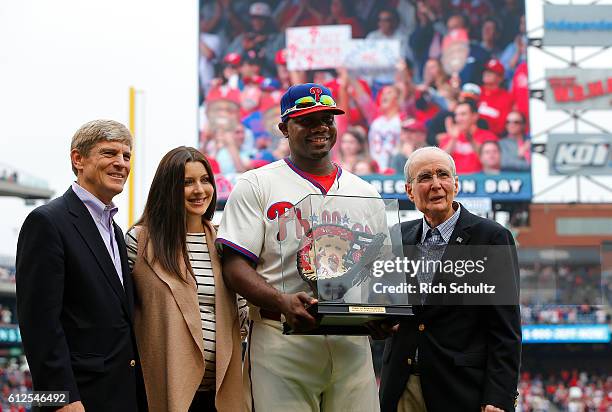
[16,120,146,412]
[378,146,521,412]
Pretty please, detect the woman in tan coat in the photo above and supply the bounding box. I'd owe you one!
[126,146,246,411]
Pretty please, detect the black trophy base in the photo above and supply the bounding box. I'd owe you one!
[283,302,413,335]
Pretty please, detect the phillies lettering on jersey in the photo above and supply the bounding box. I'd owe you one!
[271,205,310,242]
[268,203,374,242]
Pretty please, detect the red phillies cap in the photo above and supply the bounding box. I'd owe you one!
[484,59,504,76]
[206,86,241,105]
[401,118,426,132]
[223,53,242,66]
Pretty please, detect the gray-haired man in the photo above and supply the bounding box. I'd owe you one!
[17,120,147,412]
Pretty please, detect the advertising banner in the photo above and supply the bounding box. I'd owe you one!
[545,69,612,111]
[523,325,611,344]
[0,325,21,346]
[361,172,532,202]
[547,134,612,175]
[543,5,612,46]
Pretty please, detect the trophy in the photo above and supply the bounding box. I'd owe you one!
[278,194,412,335]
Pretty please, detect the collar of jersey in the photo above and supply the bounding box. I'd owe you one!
[283,157,342,195]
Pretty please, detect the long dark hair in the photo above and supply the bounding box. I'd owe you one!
[135,146,217,281]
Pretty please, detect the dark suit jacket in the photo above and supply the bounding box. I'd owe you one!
[16,187,146,412]
[379,206,521,412]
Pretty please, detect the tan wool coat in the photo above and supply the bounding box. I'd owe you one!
[131,221,244,412]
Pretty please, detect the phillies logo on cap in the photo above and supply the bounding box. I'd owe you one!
[310,86,323,102]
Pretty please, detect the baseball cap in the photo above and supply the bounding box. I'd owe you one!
[261,77,281,92]
[249,2,271,17]
[401,119,426,133]
[280,83,345,122]
[460,83,481,100]
[206,86,241,105]
[484,59,504,76]
[223,52,241,66]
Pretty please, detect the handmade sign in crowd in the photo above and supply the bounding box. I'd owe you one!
[286,25,352,71]
[343,39,400,72]
[286,25,400,73]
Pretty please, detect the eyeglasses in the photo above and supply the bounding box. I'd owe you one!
[378,16,393,22]
[281,94,337,118]
[409,169,454,184]
[506,119,523,124]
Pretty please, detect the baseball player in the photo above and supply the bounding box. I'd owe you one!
[217,83,381,411]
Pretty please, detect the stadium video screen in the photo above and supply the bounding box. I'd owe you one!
[197,0,531,202]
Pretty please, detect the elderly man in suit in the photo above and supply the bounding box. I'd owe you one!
[378,146,521,412]
[16,120,147,412]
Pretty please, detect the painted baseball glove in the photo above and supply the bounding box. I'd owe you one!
[297,224,386,301]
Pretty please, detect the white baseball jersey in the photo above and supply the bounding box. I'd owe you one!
[217,158,385,296]
[217,158,382,412]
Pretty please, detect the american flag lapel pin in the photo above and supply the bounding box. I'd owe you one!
[456,237,463,243]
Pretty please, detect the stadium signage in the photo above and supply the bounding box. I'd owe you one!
[543,5,612,46]
[548,134,612,175]
[455,197,492,214]
[545,69,612,110]
[0,325,21,345]
[361,172,532,201]
[523,325,611,344]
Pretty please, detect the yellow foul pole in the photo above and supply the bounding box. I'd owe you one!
[128,86,136,227]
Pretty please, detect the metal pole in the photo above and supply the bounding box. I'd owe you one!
[128,86,136,227]
[573,107,581,203]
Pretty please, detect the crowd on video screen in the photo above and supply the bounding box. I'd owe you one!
[198,0,530,195]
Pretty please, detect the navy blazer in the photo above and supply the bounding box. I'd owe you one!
[379,206,521,412]
[16,187,146,412]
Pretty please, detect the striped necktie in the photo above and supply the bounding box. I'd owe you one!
[417,228,446,301]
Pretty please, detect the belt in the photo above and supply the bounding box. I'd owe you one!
[260,309,282,321]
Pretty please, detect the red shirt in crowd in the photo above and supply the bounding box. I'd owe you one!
[511,61,530,129]
[325,78,372,129]
[414,89,440,124]
[478,86,513,136]
[439,128,498,174]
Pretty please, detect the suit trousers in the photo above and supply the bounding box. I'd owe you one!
[397,375,427,412]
